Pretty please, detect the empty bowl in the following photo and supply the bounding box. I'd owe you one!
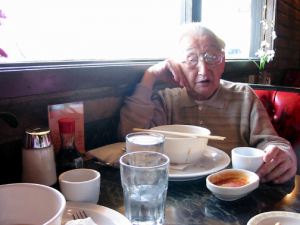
[0,183,66,225]
[206,169,260,201]
[151,125,210,164]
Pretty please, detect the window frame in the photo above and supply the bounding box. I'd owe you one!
[0,0,276,99]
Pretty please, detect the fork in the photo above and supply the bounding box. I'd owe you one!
[72,211,88,220]
[94,160,120,167]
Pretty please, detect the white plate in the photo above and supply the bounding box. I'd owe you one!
[169,146,230,181]
[247,211,300,225]
[61,201,131,225]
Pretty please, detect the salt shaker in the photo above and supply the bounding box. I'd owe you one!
[22,125,57,186]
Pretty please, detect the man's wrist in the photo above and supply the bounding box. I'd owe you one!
[140,70,157,88]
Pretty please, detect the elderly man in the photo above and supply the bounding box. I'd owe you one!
[118,22,297,184]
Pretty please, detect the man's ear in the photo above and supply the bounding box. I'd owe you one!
[221,52,226,73]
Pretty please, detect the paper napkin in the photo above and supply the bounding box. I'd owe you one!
[87,142,126,168]
[170,161,200,170]
[65,217,97,225]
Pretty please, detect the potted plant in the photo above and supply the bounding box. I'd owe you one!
[252,5,277,85]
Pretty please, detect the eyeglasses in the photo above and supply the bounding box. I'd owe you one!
[182,51,224,69]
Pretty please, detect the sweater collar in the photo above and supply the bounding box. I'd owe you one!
[179,84,225,109]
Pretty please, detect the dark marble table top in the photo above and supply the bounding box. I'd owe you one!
[85,159,300,225]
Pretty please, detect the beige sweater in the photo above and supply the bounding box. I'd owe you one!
[118,79,295,161]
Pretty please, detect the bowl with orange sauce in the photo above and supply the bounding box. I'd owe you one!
[206,169,260,201]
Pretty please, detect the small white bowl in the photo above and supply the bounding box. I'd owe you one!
[206,169,260,201]
[151,125,210,164]
[0,183,66,225]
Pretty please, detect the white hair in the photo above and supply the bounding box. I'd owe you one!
[178,22,226,51]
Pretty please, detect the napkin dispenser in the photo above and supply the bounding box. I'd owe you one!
[22,125,57,186]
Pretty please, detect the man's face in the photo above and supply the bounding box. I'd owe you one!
[179,35,225,101]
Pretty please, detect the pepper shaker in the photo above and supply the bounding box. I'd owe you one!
[22,125,57,186]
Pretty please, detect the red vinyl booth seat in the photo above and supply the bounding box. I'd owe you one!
[250,85,300,154]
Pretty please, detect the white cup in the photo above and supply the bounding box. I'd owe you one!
[59,169,100,204]
[231,147,265,172]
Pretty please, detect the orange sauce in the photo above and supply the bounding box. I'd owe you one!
[213,177,250,187]
[185,148,191,163]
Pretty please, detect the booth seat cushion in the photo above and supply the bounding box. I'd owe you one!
[250,85,300,153]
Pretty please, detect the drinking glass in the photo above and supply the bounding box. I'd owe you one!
[120,151,170,225]
[126,132,165,153]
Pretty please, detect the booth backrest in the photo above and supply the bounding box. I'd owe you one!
[250,84,300,153]
[282,69,300,88]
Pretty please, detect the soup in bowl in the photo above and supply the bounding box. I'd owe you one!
[206,169,260,201]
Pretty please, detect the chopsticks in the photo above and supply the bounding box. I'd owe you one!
[133,128,226,141]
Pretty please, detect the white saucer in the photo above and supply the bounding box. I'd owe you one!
[61,201,131,225]
[247,211,300,225]
[169,146,230,181]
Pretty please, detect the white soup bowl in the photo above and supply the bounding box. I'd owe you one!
[0,183,66,225]
[151,125,210,164]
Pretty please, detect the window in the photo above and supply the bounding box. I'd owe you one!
[0,0,273,65]
[184,0,268,60]
[201,0,260,59]
[0,0,182,63]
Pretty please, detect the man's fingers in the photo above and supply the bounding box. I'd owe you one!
[167,61,188,87]
[272,166,297,184]
[259,156,295,183]
[263,146,279,162]
[257,150,288,180]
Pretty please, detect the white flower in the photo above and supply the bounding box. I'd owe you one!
[260,20,268,30]
[255,49,266,58]
[261,40,270,48]
[251,5,276,72]
[266,50,275,62]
